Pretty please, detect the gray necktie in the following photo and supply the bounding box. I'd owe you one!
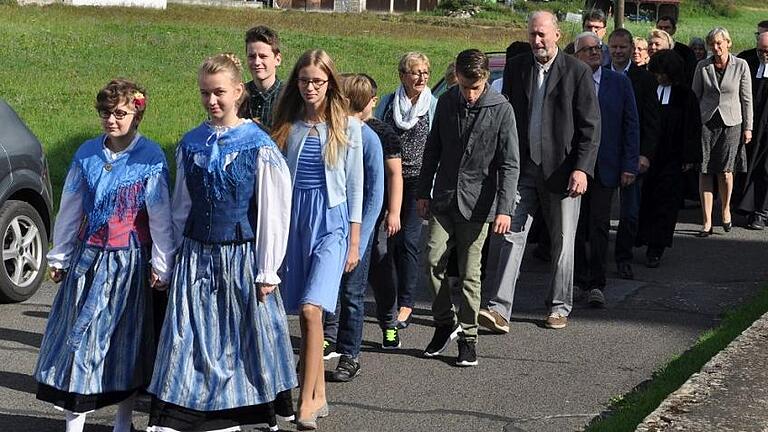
[529,67,546,165]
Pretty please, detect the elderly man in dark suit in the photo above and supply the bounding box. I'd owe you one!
[607,28,661,279]
[479,10,600,332]
[736,32,768,229]
[573,32,640,307]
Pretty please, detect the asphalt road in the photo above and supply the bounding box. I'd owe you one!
[0,207,766,432]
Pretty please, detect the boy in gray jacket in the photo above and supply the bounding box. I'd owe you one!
[417,49,520,366]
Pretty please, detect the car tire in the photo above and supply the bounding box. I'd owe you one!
[0,200,48,303]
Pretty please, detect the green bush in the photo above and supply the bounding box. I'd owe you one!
[693,0,739,17]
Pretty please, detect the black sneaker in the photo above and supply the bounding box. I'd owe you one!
[330,355,361,382]
[423,324,460,357]
[323,340,340,360]
[381,327,401,350]
[456,339,478,367]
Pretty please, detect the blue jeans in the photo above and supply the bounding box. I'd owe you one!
[369,178,422,328]
[323,239,373,358]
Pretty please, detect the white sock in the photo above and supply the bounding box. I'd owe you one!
[113,395,135,432]
[65,411,86,432]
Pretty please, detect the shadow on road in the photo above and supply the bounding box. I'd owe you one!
[0,413,113,431]
[0,328,41,348]
[0,371,37,394]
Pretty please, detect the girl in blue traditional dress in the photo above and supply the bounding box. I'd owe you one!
[147,53,296,432]
[271,49,364,430]
[35,79,175,432]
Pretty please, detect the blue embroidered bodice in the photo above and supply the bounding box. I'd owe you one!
[65,135,168,248]
[180,121,279,244]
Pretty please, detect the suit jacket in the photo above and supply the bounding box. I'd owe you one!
[625,63,661,159]
[501,51,601,193]
[596,68,640,188]
[692,54,754,130]
[418,86,520,222]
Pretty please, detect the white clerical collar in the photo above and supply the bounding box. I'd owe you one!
[758,63,768,79]
[657,85,672,105]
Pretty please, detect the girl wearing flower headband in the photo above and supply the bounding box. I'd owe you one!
[147,53,296,432]
[34,79,175,432]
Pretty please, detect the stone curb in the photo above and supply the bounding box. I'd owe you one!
[635,311,768,431]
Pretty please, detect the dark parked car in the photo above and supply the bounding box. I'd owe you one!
[0,99,54,302]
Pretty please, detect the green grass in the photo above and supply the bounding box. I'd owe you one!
[585,284,768,431]
[0,4,518,203]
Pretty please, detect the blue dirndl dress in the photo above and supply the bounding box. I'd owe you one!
[34,134,171,413]
[147,121,297,432]
[282,135,349,314]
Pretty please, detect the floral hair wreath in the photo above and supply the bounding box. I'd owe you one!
[132,91,146,110]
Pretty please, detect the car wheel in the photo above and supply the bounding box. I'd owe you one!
[0,200,47,303]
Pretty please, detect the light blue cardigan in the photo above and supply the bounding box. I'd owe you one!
[284,117,364,223]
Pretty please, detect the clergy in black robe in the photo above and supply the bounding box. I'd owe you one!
[735,33,768,229]
[637,51,702,265]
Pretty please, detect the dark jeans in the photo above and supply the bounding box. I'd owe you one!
[575,178,615,290]
[323,239,373,358]
[369,178,423,329]
[615,176,643,264]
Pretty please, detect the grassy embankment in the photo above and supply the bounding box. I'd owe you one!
[586,284,768,431]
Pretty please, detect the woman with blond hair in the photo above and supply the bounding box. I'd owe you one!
[370,51,437,346]
[648,29,674,57]
[692,27,753,236]
[272,49,364,430]
[633,37,651,67]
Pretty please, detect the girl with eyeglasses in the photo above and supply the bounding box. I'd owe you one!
[271,49,364,430]
[147,53,296,432]
[34,79,174,432]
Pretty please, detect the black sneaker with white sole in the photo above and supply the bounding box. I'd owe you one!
[456,339,478,367]
[323,340,340,360]
[330,355,361,382]
[423,324,460,357]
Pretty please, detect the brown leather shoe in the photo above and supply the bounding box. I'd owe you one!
[478,308,510,334]
[545,313,567,329]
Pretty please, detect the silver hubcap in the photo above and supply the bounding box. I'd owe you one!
[3,215,42,288]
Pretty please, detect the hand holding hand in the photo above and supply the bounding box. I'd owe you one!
[49,268,66,284]
[149,268,168,291]
[258,284,276,303]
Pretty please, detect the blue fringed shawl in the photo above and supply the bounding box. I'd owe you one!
[63,134,169,238]
[180,121,276,201]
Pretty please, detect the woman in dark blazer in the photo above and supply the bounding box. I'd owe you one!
[692,27,753,236]
[637,50,702,267]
